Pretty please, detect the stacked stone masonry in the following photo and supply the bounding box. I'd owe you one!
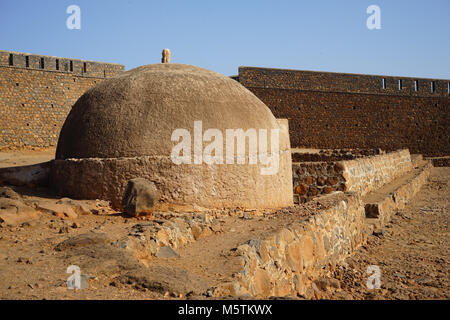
[364,161,432,228]
[292,148,384,162]
[214,156,432,297]
[293,149,412,203]
[238,67,450,157]
[0,50,124,149]
[215,193,369,297]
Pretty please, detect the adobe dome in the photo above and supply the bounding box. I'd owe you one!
[51,64,293,210]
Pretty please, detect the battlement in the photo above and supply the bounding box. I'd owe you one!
[0,50,125,149]
[0,50,124,78]
[239,66,450,98]
[238,66,449,158]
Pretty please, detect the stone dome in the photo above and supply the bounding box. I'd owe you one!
[51,64,293,210]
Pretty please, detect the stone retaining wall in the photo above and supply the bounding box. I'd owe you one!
[342,149,412,196]
[365,161,432,228]
[425,157,450,167]
[293,149,413,203]
[292,162,346,204]
[214,192,369,297]
[291,148,384,162]
[50,151,293,210]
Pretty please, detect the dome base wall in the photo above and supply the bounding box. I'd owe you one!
[50,151,293,210]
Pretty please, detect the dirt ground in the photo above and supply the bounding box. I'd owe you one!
[0,150,448,300]
[329,167,449,300]
[0,148,55,168]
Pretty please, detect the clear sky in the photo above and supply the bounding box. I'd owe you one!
[1,0,449,79]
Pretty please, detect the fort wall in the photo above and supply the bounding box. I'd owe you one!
[239,67,450,157]
[0,50,124,149]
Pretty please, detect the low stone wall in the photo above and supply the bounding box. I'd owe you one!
[0,161,51,187]
[113,211,224,259]
[342,149,412,196]
[50,151,293,211]
[292,162,346,204]
[293,149,413,203]
[365,161,432,228]
[214,192,369,297]
[425,157,450,167]
[292,148,384,162]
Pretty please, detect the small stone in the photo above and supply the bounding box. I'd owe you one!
[205,289,213,297]
[156,246,179,258]
[307,187,319,196]
[317,176,326,186]
[304,176,315,184]
[294,184,308,195]
[323,186,335,194]
[211,224,223,233]
[59,226,69,234]
[373,228,384,237]
[327,176,339,186]
[36,201,78,219]
[96,200,110,208]
[71,222,80,229]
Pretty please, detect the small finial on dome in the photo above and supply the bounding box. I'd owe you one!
[162,48,171,63]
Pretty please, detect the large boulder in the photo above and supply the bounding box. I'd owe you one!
[122,178,159,217]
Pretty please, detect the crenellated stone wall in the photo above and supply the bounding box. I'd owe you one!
[238,67,450,158]
[0,50,124,149]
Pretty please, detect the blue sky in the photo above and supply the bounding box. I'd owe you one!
[1,0,449,78]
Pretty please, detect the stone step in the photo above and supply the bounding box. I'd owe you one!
[362,160,432,228]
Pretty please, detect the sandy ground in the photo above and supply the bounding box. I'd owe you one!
[0,148,55,168]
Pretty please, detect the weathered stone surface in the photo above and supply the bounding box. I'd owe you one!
[253,269,272,297]
[363,161,432,226]
[286,242,303,272]
[0,186,21,200]
[0,162,51,187]
[0,50,124,149]
[54,232,111,252]
[0,197,38,226]
[51,63,293,210]
[122,178,159,217]
[156,246,179,258]
[223,193,367,298]
[36,200,78,219]
[292,150,413,203]
[56,198,94,216]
